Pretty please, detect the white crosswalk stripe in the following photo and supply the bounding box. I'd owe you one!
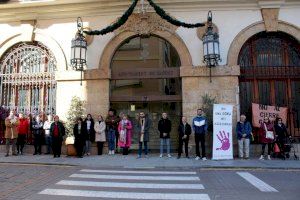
[40,189,210,200]
[70,173,200,181]
[38,168,211,200]
[80,169,197,175]
[57,180,205,189]
[237,172,279,192]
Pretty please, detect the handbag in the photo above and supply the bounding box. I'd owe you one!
[274,143,280,153]
[264,123,274,140]
[120,129,126,143]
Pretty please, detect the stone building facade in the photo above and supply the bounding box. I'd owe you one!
[0,0,299,149]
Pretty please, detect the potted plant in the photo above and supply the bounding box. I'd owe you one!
[65,96,85,156]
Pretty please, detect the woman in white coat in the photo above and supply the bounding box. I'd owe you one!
[94,115,106,155]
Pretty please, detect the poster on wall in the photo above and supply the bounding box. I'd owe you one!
[251,103,288,128]
[212,104,234,160]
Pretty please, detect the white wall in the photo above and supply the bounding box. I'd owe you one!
[279,7,300,28]
[0,7,298,70]
[37,16,116,70]
[174,9,262,66]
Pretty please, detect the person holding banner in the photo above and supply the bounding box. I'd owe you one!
[193,109,208,161]
[259,117,275,160]
[236,114,252,159]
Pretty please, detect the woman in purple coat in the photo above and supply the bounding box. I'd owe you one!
[259,117,275,160]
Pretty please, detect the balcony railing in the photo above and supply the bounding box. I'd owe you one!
[240,66,300,79]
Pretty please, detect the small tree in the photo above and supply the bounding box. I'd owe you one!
[202,94,217,132]
[65,96,85,137]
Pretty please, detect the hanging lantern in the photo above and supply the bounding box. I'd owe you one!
[203,11,221,82]
[70,17,87,85]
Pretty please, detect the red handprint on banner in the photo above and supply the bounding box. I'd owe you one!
[216,130,230,151]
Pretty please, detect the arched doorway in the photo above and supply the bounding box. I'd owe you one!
[238,31,300,138]
[110,35,182,150]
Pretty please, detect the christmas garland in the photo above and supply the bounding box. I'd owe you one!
[147,0,205,28]
[84,0,138,35]
[85,0,204,36]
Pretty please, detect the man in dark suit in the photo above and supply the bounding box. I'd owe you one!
[177,116,191,159]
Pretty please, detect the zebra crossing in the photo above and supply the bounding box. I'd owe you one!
[38,168,211,200]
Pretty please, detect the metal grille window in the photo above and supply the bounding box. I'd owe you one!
[0,42,57,115]
[239,32,300,79]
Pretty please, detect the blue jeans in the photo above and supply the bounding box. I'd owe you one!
[138,141,148,156]
[85,140,92,154]
[45,135,52,154]
[160,138,170,154]
[108,129,116,151]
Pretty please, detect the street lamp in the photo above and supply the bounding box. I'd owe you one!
[203,11,221,82]
[70,17,87,85]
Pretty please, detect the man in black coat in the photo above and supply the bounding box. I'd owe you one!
[177,116,191,159]
[158,112,172,158]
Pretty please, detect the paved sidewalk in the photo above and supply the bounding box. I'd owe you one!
[1,153,300,169]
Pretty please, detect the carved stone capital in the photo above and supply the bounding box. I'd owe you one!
[261,8,279,32]
[115,13,178,36]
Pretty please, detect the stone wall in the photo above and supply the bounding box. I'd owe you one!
[181,65,240,123]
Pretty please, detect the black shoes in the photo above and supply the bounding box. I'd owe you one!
[177,155,190,159]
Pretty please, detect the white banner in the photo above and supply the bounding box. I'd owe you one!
[212,104,233,160]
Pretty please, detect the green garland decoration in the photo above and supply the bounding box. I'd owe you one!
[147,0,205,28]
[84,0,204,36]
[84,0,138,35]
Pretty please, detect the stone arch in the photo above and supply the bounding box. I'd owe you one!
[99,31,193,73]
[227,21,300,66]
[0,30,67,71]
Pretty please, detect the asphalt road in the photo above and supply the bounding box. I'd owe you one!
[0,163,299,200]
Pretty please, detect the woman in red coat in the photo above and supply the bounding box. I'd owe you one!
[17,113,29,155]
[259,117,275,160]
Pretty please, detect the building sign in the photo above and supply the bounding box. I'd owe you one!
[212,104,233,160]
[251,103,288,128]
[111,67,180,79]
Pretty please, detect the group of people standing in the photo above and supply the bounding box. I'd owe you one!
[3,108,210,160]
[72,108,209,160]
[237,114,290,160]
[5,107,289,160]
[4,110,65,157]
